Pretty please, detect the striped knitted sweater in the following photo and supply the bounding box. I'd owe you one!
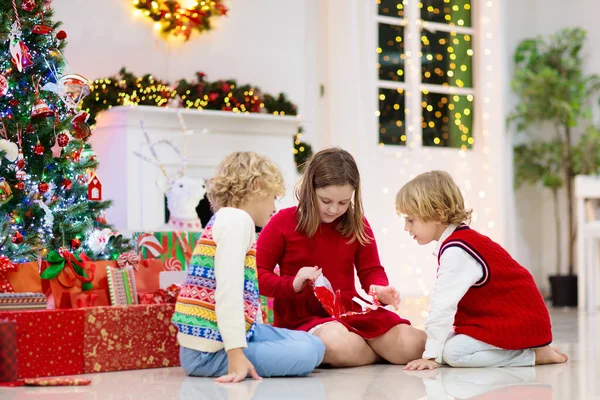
[171,208,260,353]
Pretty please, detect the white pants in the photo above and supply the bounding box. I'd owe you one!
[442,334,535,368]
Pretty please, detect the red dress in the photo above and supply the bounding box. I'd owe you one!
[257,207,411,339]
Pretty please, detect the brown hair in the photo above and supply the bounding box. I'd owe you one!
[207,152,285,211]
[396,170,472,224]
[295,147,370,245]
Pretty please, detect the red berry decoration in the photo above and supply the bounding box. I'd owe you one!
[12,232,23,244]
[57,132,69,147]
[34,143,45,155]
[15,182,25,190]
[38,182,49,193]
[221,82,230,93]
[56,30,67,40]
[9,99,19,107]
[16,159,25,169]
[25,124,34,134]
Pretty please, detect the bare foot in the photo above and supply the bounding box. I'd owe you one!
[551,346,569,362]
[534,345,568,365]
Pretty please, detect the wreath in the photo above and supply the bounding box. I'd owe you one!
[132,0,228,41]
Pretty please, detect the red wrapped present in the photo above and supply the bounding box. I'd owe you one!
[0,319,17,382]
[2,260,44,294]
[0,308,85,378]
[83,304,179,373]
[134,259,166,293]
[312,274,380,318]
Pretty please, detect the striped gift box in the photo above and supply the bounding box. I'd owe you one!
[0,293,47,311]
[107,266,139,305]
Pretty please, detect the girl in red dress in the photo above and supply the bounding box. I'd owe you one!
[257,148,426,367]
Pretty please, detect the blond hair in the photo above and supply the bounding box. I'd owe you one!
[295,147,371,245]
[207,152,285,211]
[396,170,472,225]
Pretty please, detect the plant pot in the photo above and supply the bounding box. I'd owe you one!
[549,275,578,307]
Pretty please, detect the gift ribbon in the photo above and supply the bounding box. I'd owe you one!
[76,292,98,308]
[41,249,94,291]
[117,251,140,271]
[0,256,16,293]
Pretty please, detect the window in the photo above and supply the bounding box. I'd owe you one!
[377,0,474,149]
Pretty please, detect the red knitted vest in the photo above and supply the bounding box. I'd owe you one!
[438,225,552,350]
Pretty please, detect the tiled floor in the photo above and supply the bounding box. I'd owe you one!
[2,307,598,400]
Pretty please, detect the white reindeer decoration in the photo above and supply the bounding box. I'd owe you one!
[134,114,206,232]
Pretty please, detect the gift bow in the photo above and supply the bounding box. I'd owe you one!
[0,255,16,293]
[117,251,140,270]
[41,249,95,291]
[76,292,98,308]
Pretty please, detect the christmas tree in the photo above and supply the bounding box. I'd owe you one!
[0,0,129,263]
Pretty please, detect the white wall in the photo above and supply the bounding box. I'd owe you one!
[53,0,322,148]
[506,0,600,295]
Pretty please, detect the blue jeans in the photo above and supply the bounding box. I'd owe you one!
[180,324,325,378]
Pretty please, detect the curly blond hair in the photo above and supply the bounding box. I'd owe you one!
[396,171,472,225]
[207,152,285,211]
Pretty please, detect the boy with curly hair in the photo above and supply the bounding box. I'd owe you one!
[172,152,325,383]
[396,171,568,370]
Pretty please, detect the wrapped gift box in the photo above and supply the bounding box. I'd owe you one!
[133,231,202,271]
[0,293,47,311]
[83,304,179,373]
[0,308,85,378]
[0,319,18,382]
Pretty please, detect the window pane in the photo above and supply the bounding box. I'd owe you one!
[378,24,405,82]
[379,88,406,146]
[420,0,472,27]
[422,92,473,149]
[378,0,405,18]
[421,30,473,87]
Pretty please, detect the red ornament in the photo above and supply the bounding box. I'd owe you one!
[12,232,23,244]
[61,179,72,190]
[38,182,49,193]
[220,82,230,93]
[57,132,69,147]
[21,0,36,12]
[10,41,32,72]
[34,142,45,155]
[25,124,34,134]
[208,92,219,102]
[31,98,53,119]
[32,24,52,34]
[16,159,25,169]
[15,182,25,190]
[0,74,7,97]
[56,30,67,40]
[87,174,102,201]
[71,238,81,250]
[9,99,19,107]
[72,112,91,140]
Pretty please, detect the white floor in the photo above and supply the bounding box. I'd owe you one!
[2,307,598,400]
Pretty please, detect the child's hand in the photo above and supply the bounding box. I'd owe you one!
[403,358,440,371]
[293,266,322,293]
[215,349,262,383]
[370,285,401,309]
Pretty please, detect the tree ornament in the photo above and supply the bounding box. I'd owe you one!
[0,178,13,205]
[9,7,32,73]
[57,132,70,147]
[25,124,34,134]
[38,181,49,193]
[21,0,35,12]
[50,139,62,158]
[14,181,25,190]
[34,141,44,155]
[31,77,53,119]
[71,238,81,250]
[12,231,23,244]
[0,75,8,97]
[56,30,67,40]
[61,178,72,190]
[32,9,52,34]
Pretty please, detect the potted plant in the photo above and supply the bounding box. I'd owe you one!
[509,28,600,307]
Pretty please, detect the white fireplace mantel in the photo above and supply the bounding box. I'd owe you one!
[89,106,300,232]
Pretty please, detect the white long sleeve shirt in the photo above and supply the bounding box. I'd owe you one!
[422,224,483,363]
